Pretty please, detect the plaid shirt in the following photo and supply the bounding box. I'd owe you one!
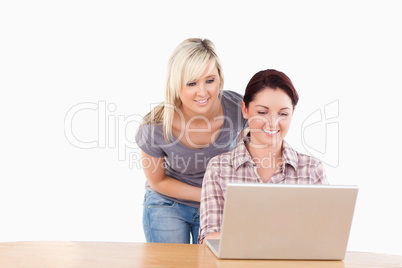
[198,137,328,244]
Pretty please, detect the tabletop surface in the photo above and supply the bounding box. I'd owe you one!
[1,241,402,268]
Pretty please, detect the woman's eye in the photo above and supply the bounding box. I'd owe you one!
[258,111,267,115]
[187,82,196,86]
[280,113,288,117]
[206,78,215,84]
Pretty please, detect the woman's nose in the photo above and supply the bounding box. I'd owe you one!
[266,115,278,128]
[196,83,207,96]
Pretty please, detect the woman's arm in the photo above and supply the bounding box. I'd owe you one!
[201,232,220,244]
[141,150,201,202]
[198,158,225,244]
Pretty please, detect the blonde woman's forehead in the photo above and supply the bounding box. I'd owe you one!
[200,64,219,78]
[183,61,218,83]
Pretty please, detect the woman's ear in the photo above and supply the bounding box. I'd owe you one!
[241,101,249,119]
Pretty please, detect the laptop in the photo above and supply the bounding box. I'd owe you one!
[206,183,358,260]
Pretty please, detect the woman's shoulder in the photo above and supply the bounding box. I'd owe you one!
[282,141,327,184]
[221,90,245,122]
[137,122,163,134]
[222,90,243,102]
[283,141,322,168]
[135,123,164,145]
[295,151,323,167]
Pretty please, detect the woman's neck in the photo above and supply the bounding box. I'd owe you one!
[246,141,283,170]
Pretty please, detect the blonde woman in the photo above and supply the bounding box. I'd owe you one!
[135,38,247,244]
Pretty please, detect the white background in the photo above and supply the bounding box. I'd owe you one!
[1,1,401,255]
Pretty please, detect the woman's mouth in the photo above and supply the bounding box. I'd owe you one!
[194,98,210,106]
[262,129,280,136]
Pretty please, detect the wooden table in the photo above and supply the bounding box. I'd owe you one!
[1,241,401,268]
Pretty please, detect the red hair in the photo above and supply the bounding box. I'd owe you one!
[243,69,299,108]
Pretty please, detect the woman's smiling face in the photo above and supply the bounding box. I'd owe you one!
[179,63,221,116]
[242,87,294,149]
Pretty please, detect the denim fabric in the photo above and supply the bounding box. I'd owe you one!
[143,190,200,244]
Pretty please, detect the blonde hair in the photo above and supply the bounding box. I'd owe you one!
[142,38,224,141]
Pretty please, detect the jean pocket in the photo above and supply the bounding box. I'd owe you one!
[146,192,176,208]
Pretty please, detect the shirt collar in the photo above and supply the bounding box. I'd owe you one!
[231,136,254,170]
[231,137,299,171]
[281,140,299,171]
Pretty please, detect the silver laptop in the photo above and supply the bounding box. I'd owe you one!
[206,183,358,260]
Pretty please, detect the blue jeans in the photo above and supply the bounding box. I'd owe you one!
[143,190,200,244]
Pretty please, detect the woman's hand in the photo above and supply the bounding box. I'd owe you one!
[201,232,221,244]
